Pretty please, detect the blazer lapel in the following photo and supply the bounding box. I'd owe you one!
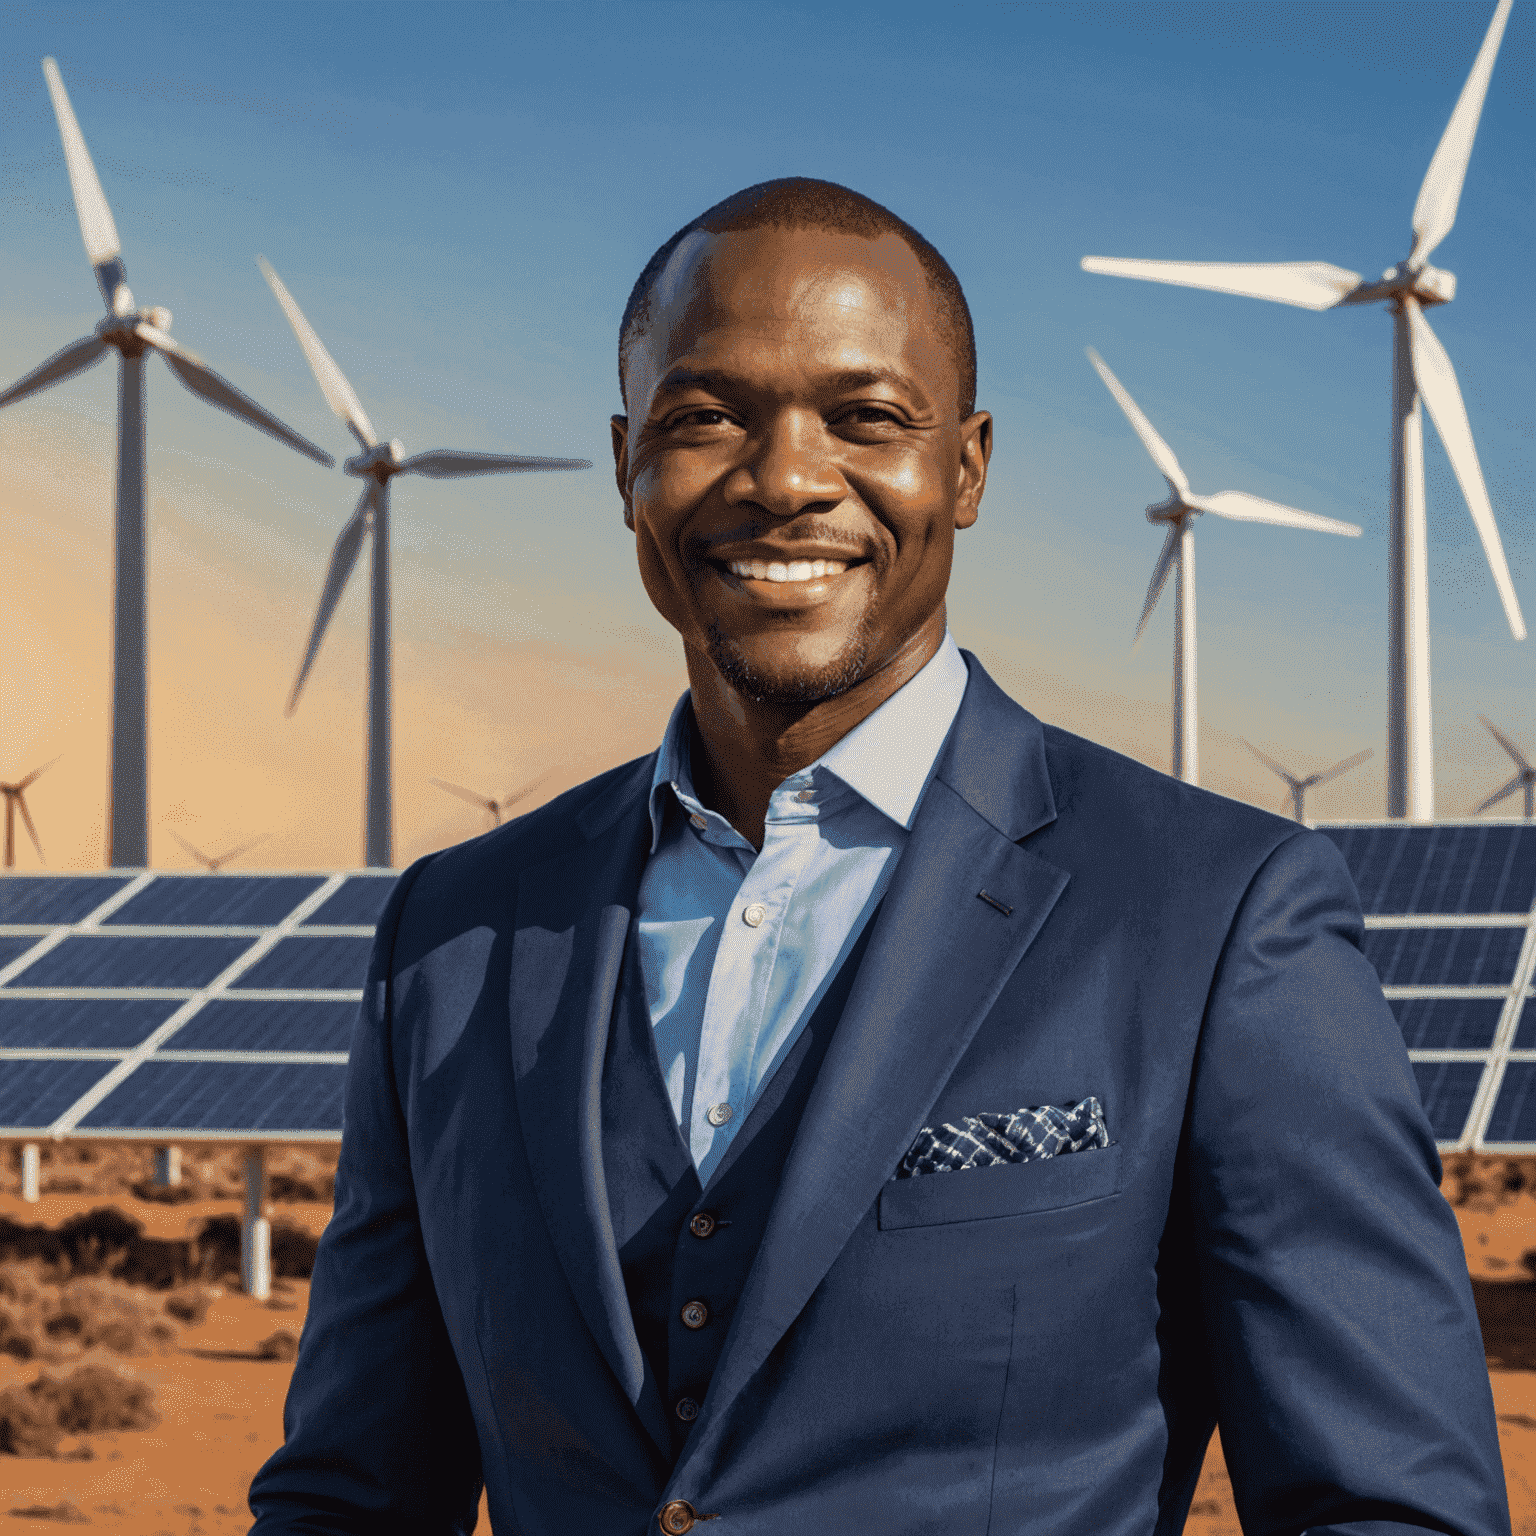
[507,756,674,1457]
[685,658,1070,1454]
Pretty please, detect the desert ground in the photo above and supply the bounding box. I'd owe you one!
[0,1145,1528,1533]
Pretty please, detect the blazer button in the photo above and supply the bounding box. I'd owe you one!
[689,1211,717,1239]
[675,1396,699,1422]
[659,1500,696,1533]
[680,1299,709,1329]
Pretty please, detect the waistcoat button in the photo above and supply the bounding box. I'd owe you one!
[676,1396,699,1422]
[689,1211,717,1239]
[705,1102,733,1127]
[659,1499,696,1533]
[742,902,767,927]
[680,1299,710,1329]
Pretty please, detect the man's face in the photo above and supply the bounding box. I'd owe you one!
[612,226,990,707]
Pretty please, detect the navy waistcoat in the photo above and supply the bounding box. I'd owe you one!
[602,915,877,1463]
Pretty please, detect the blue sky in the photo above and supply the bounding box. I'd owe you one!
[1,0,1531,858]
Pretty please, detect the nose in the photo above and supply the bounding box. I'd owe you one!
[726,408,845,520]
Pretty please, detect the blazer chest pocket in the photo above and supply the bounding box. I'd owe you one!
[878,1143,1122,1231]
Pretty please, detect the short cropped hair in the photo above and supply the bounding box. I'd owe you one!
[618,177,976,419]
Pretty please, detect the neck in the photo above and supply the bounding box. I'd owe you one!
[684,610,947,848]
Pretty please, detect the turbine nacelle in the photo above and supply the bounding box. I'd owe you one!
[345,439,406,480]
[95,306,173,354]
[1146,493,1191,524]
[1340,262,1456,309]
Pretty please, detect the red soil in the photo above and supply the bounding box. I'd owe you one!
[0,1180,1527,1533]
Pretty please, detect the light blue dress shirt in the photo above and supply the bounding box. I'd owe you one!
[637,633,970,1184]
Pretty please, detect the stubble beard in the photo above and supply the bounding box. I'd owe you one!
[703,615,874,707]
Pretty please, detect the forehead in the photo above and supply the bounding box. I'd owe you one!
[631,226,955,407]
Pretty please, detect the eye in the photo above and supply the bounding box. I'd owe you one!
[837,404,905,429]
[669,407,737,430]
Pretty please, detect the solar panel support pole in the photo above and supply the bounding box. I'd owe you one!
[152,1145,181,1186]
[241,1144,271,1300]
[20,1144,40,1203]
[364,483,393,869]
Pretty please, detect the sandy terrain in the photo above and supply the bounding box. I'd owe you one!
[0,1167,1527,1532]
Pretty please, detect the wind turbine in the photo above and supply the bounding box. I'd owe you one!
[1081,0,1525,822]
[0,60,333,869]
[430,769,555,830]
[168,830,270,871]
[1088,348,1361,785]
[258,258,592,868]
[1241,740,1373,823]
[1472,716,1535,819]
[0,759,59,869]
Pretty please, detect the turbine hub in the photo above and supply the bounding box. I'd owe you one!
[1145,497,1188,524]
[344,438,406,480]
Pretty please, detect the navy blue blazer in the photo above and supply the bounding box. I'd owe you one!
[249,653,1508,1536]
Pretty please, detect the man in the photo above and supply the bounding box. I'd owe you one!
[250,178,1507,1535]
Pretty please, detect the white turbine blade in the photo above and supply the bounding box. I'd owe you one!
[1241,737,1296,784]
[15,756,62,793]
[1310,747,1374,788]
[1406,301,1526,640]
[0,334,109,410]
[1081,257,1361,312]
[1479,715,1532,773]
[1410,0,1513,268]
[41,58,121,267]
[212,833,268,867]
[430,777,494,810]
[1133,522,1182,647]
[139,325,335,469]
[16,796,45,866]
[287,486,374,715]
[1085,349,1189,497]
[399,449,593,480]
[256,257,378,449]
[498,769,555,810]
[1473,772,1525,816]
[1187,490,1361,538]
[167,829,213,867]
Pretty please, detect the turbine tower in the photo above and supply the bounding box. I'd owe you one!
[1241,740,1373,823]
[1473,716,1535,819]
[0,60,333,869]
[0,759,59,869]
[1087,349,1361,785]
[259,258,592,868]
[168,830,270,871]
[430,769,555,830]
[1081,0,1525,822]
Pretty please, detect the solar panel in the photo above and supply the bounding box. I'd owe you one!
[0,870,378,1142]
[1317,820,1536,1154]
[106,875,327,927]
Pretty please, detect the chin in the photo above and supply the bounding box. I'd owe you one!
[704,623,872,707]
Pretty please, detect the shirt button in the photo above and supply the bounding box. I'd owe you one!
[742,902,767,927]
[659,1500,697,1533]
[680,1299,709,1330]
[675,1396,699,1423]
[689,1211,717,1239]
[795,788,815,802]
[689,813,706,830]
[705,1102,733,1127]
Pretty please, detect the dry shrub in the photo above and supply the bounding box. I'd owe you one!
[1442,1153,1536,1208]
[163,1285,215,1325]
[45,1279,178,1357]
[257,1329,299,1362]
[7,1500,88,1522]
[194,1215,317,1280]
[0,1361,158,1456]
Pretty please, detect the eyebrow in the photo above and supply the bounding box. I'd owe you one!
[652,365,925,401]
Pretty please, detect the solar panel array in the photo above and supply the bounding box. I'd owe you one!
[1317,822,1536,1152]
[1,821,1533,1153]
[0,871,394,1142]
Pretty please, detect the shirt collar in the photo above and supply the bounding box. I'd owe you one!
[647,632,970,851]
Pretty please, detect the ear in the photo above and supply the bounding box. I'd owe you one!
[955,411,992,531]
[611,415,634,531]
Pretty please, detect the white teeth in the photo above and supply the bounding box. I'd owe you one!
[727,558,850,583]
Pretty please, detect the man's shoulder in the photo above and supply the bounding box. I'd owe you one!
[388,752,655,933]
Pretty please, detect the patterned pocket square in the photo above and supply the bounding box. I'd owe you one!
[896,1096,1109,1178]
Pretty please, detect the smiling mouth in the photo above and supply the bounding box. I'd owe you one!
[723,558,853,584]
